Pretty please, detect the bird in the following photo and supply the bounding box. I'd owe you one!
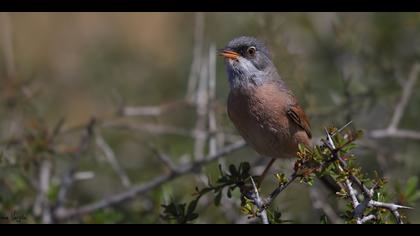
[219,36,313,187]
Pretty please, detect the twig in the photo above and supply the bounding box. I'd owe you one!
[310,187,343,224]
[264,173,298,207]
[146,143,179,172]
[369,63,420,140]
[324,126,412,224]
[55,118,95,210]
[0,13,16,80]
[73,171,95,181]
[120,106,162,117]
[102,121,241,143]
[96,133,131,187]
[194,55,209,160]
[54,140,246,221]
[388,63,420,131]
[357,214,376,224]
[118,100,190,117]
[369,129,420,140]
[208,44,218,156]
[250,176,269,224]
[33,160,53,224]
[186,12,205,103]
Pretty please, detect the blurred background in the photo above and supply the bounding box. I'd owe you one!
[0,12,419,224]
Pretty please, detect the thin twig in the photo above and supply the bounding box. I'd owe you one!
[0,13,16,80]
[264,173,298,207]
[33,160,53,224]
[250,176,269,224]
[96,133,131,188]
[102,121,241,143]
[55,118,96,210]
[324,126,412,224]
[208,44,218,156]
[194,55,209,160]
[310,187,343,224]
[146,143,179,172]
[388,63,420,131]
[357,214,376,224]
[54,140,246,221]
[369,129,420,140]
[186,12,205,103]
[369,63,420,140]
[118,100,190,117]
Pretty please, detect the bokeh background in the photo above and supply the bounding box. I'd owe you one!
[0,12,420,223]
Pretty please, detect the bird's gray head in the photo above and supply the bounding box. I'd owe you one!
[220,36,278,89]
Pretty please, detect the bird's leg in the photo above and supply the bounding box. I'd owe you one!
[256,158,276,188]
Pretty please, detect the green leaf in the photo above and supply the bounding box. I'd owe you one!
[186,213,199,222]
[298,143,306,154]
[187,199,198,216]
[320,215,329,224]
[214,191,222,206]
[239,162,251,178]
[404,176,418,198]
[229,164,238,177]
[227,188,232,198]
[275,173,287,185]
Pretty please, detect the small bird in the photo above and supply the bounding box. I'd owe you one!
[220,36,312,185]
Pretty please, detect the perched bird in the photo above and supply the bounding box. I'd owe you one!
[219,36,313,186]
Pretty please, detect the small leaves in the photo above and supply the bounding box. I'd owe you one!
[398,176,420,205]
[275,173,287,186]
[161,199,199,224]
[162,125,410,224]
[320,215,329,224]
[214,191,222,206]
[163,162,254,223]
[241,199,257,218]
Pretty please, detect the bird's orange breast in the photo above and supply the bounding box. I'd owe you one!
[227,82,311,159]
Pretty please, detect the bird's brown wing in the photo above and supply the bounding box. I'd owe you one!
[287,103,312,138]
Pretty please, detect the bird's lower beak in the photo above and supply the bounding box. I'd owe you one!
[219,50,239,60]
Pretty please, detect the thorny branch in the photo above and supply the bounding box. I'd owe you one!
[243,121,413,224]
[249,177,269,224]
[54,140,246,221]
[3,14,417,224]
[323,129,412,224]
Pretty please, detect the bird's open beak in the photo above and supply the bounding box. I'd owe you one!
[218,49,239,60]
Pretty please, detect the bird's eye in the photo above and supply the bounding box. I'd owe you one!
[247,46,256,56]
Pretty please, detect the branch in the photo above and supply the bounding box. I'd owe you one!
[264,173,298,207]
[54,140,246,221]
[102,121,241,143]
[96,133,131,187]
[0,13,16,80]
[33,160,53,224]
[369,63,420,140]
[324,127,413,224]
[55,118,96,210]
[193,54,209,160]
[369,129,420,140]
[146,143,180,172]
[118,100,190,117]
[208,44,218,156]
[249,177,269,224]
[357,214,376,224]
[186,12,205,103]
[310,187,343,224]
[388,63,420,131]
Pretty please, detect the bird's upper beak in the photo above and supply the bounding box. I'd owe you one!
[218,49,240,60]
